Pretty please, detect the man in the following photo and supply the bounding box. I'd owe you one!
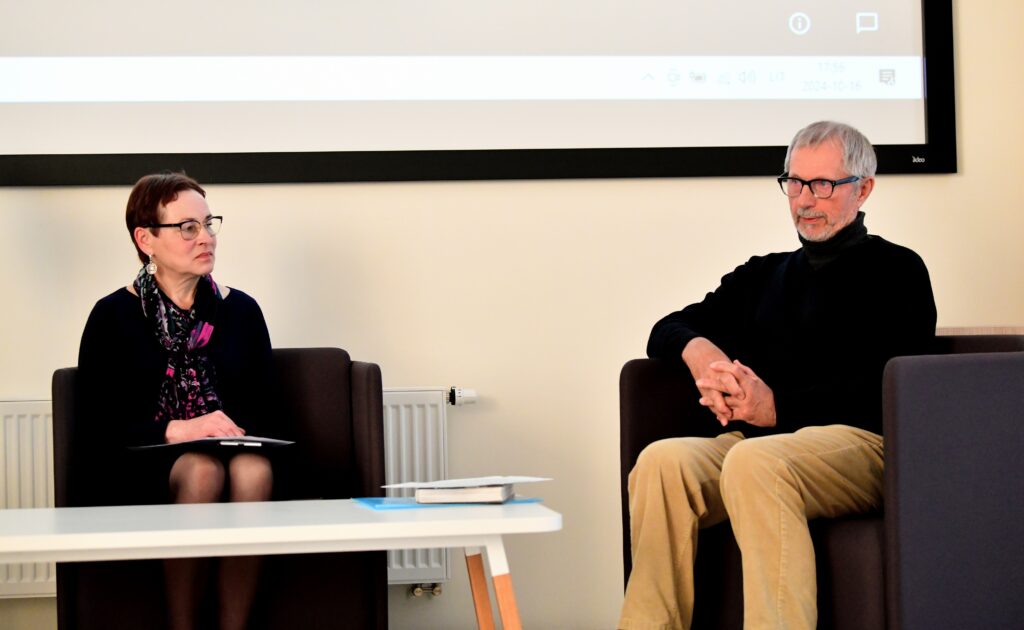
[618,121,937,630]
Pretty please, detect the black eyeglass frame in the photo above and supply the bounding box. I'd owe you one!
[144,215,223,239]
[776,175,861,199]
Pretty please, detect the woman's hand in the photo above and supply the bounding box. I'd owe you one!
[165,410,245,443]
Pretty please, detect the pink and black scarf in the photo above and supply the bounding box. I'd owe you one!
[134,267,223,424]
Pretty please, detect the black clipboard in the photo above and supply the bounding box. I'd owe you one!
[129,436,295,452]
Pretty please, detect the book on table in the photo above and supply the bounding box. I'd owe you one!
[415,484,515,504]
[383,475,551,505]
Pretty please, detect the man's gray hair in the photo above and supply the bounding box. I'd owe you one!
[783,121,877,179]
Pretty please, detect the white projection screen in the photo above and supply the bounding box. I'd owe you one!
[0,0,956,185]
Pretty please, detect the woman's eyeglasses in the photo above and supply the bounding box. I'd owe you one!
[146,216,223,240]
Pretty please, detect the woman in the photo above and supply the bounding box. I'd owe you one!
[78,172,276,630]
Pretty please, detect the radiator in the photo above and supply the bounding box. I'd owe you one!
[0,388,452,596]
[0,400,56,598]
[382,387,451,585]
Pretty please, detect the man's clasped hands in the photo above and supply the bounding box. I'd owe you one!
[682,336,778,428]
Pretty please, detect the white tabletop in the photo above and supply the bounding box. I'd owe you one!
[0,499,562,564]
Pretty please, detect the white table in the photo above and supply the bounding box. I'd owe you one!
[0,499,562,630]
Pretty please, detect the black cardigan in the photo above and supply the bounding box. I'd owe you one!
[78,286,277,449]
[647,229,937,437]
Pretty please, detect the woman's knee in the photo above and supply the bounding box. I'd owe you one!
[228,454,273,502]
[169,453,226,503]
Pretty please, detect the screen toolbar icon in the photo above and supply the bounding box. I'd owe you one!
[789,12,812,35]
[856,12,879,34]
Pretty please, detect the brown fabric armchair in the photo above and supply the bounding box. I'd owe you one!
[620,335,1024,630]
[52,347,388,630]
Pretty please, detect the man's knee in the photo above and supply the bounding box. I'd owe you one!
[635,439,684,473]
[632,438,707,486]
[632,436,734,500]
[719,438,787,497]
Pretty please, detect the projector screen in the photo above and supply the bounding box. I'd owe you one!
[0,0,955,185]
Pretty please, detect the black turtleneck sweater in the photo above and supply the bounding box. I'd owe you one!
[647,213,937,437]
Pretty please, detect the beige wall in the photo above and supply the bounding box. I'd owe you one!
[2,2,1023,628]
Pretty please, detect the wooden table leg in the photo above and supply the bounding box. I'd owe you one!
[493,573,522,630]
[465,546,496,630]
[484,537,523,630]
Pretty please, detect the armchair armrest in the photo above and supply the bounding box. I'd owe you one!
[620,358,723,474]
[619,358,726,584]
[933,334,1024,354]
[51,367,77,508]
[882,351,1024,630]
[351,360,385,498]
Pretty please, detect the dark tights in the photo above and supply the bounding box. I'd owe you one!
[164,452,273,630]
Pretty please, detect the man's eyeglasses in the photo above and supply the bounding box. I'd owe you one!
[777,175,860,199]
[146,216,223,240]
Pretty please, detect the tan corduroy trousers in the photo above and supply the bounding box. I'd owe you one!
[618,425,884,630]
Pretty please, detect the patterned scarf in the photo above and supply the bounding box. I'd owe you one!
[134,267,223,424]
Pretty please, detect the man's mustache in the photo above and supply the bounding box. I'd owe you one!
[796,209,826,220]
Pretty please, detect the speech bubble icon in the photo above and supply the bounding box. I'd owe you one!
[856,12,879,34]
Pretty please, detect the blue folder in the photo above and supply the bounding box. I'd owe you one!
[354,496,542,510]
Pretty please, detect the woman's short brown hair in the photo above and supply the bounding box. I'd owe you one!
[125,172,206,265]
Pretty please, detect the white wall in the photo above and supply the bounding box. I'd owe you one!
[2,2,1023,628]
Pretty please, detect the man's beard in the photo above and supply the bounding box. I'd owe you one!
[795,209,835,242]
